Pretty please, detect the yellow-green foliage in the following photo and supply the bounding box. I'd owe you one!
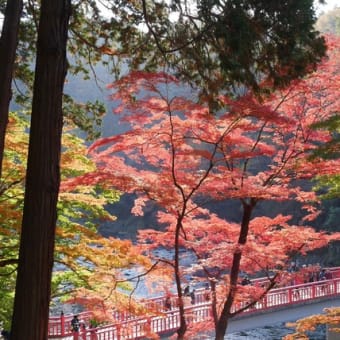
[0,112,150,327]
[284,307,340,339]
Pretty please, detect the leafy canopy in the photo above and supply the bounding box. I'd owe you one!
[0,112,150,328]
[63,36,340,338]
[3,0,327,136]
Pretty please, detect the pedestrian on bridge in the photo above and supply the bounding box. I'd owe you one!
[325,269,333,280]
[71,315,80,339]
[204,283,210,301]
[164,295,172,311]
[319,268,327,281]
[190,289,196,304]
[80,323,87,340]
[1,330,10,340]
[89,325,98,340]
[241,275,251,286]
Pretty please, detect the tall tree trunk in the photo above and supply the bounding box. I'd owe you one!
[0,0,23,178]
[11,1,71,339]
[215,200,255,340]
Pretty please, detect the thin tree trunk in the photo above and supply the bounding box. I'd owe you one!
[210,280,218,328]
[0,0,23,178]
[215,200,255,340]
[175,220,187,340]
[11,1,71,339]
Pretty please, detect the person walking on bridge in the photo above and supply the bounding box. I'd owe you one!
[71,315,80,339]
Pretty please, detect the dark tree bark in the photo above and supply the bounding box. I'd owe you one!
[0,0,23,178]
[215,200,256,340]
[11,1,71,339]
[174,220,187,340]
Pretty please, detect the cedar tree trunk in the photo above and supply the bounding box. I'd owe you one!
[0,0,23,178]
[11,1,71,339]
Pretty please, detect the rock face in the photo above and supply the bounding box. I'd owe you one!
[98,193,304,239]
[98,194,162,241]
[327,323,340,340]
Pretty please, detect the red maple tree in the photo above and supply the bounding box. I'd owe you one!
[63,36,340,339]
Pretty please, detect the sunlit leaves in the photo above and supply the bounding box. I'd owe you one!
[284,307,340,340]
[0,112,150,324]
[63,36,340,337]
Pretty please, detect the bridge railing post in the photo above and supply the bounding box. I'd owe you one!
[311,282,316,299]
[116,324,121,340]
[287,286,292,304]
[146,316,152,336]
[263,294,268,310]
[329,280,336,295]
[60,311,65,336]
[335,279,339,294]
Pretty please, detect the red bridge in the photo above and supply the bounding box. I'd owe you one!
[48,267,340,339]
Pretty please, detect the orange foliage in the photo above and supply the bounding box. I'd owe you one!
[62,36,340,337]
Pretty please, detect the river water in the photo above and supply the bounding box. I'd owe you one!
[157,322,326,339]
[226,323,325,339]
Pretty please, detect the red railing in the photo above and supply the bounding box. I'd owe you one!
[48,267,340,339]
[48,311,93,337]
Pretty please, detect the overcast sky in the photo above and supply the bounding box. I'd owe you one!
[315,0,339,13]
